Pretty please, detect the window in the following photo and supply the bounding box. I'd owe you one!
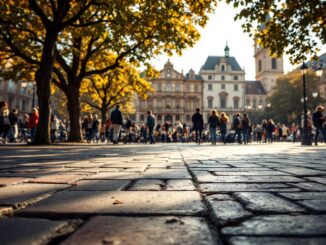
[221,65,225,72]
[176,114,180,121]
[22,100,27,112]
[220,96,226,108]
[221,75,225,81]
[234,84,238,91]
[8,80,16,92]
[221,84,225,90]
[166,83,172,92]
[186,84,190,92]
[234,76,238,80]
[157,114,162,121]
[157,84,162,92]
[208,84,213,91]
[140,100,146,108]
[140,114,145,121]
[186,115,191,121]
[233,98,239,109]
[208,98,213,108]
[166,98,172,109]
[157,99,162,108]
[252,98,257,110]
[175,84,180,92]
[258,60,262,72]
[272,58,277,70]
[194,84,198,92]
[208,75,212,80]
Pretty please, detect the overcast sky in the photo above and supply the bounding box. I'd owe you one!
[150,2,325,80]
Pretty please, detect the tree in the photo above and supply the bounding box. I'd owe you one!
[80,62,154,123]
[0,0,102,144]
[268,69,322,124]
[51,0,218,142]
[226,0,326,63]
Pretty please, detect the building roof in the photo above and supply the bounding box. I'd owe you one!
[245,80,267,95]
[202,56,243,71]
[184,72,202,81]
[307,52,326,70]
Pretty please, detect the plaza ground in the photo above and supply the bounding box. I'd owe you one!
[0,142,326,244]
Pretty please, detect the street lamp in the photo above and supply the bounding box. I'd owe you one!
[312,92,318,109]
[266,102,271,119]
[300,62,312,146]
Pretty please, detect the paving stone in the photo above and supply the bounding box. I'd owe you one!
[199,183,301,193]
[27,174,84,184]
[234,192,304,213]
[205,197,252,225]
[84,171,143,180]
[304,177,326,184]
[227,236,326,245]
[68,180,130,191]
[212,171,290,176]
[206,194,233,201]
[0,217,69,245]
[140,169,191,179]
[198,175,303,183]
[19,191,204,217]
[0,177,30,187]
[100,165,148,171]
[227,164,263,168]
[0,183,69,207]
[291,182,326,191]
[128,179,164,191]
[276,168,326,176]
[222,215,326,235]
[61,216,216,245]
[298,200,326,212]
[279,192,326,200]
[166,180,196,191]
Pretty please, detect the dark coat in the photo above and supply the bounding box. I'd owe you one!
[110,109,123,125]
[208,115,219,128]
[146,114,155,129]
[192,112,204,130]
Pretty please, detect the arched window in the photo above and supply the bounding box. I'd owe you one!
[186,115,191,121]
[207,97,213,109]
[272,58,277,70]
[140,114,145,121]
[233,97,240,109]
[221,65,225,72]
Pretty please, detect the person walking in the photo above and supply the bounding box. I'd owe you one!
[312,106,326,145]
[9,108,19,142]
[110,105,123,144]
[146,110,156,144]
[266,119,276,143]
[232,113,242,144]
[50,115,60,143]
[92,114,100,143]
[192,108,204,144]
[208,110,219,145]
[28,108,39,142]
[0,101,10,144]
[241,113,250,144]
[219,112,229,144]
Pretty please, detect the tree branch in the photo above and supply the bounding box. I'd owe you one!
[29,0,51,29]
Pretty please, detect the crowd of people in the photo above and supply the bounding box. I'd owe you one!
[1,100,326,145]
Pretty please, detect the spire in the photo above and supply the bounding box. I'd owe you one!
[224,42,230,58]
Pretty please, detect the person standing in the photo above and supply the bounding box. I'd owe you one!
[146,110,156,144]
[232,113,242,144]
[219,112,229,144]
[241,113,250,144]
[110,105,123,144]
[266,119,276,143]
[0,101,10,144]
[312,106,326,145]
[50,115,60,143]
[28,108,39,142]
[9,108,19,142]
[208,110,219,145]
[192,108,204,144]
[92,114,100,143]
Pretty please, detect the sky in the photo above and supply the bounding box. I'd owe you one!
[150,2,325,80]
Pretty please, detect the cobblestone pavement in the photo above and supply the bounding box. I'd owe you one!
[0,143,326,245]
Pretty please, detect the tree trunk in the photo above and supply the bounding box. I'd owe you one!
[66,88,83,142]
[32,32,57,145]
[101,107,107,125]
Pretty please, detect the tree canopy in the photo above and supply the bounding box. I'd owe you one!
[226,0,326,63]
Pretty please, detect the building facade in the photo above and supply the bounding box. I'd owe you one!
[135,60,203,126]
[200,45,246,119]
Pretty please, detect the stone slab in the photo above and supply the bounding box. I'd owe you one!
[234,192,304,213]
[276,168,326,176]
[68,180,130,191]
[279,192,326,200]
[291,182,326,191]
[128,179,164,191]
[222,215,326,235]
[84,172,143,180]
[227,236,326,245]
[140,169,191,179]
[19,191,204,217]
[205,196,252,225]
[166,180,196,191]
[61,216,216,245]
[304,177,326,184]
[298,200,326,212]
[28,174,84,184]
[199,183,301,193]
[0,217,68,245]
[0,177,30,187]
[0,183,69,207]
[212,171,290,176]
[197,176,304,183]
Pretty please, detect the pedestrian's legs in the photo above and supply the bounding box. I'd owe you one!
[112,124,121,143]
[314,126,320,145]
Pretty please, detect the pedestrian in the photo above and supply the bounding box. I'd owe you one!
[28,108,39,141]
[312,106,326,145]
[110,105,123,144]
[208,109,219,145]
[219,112,229,144]
[9,108,19,142]
[241,113,250,144]
[282,124,289,142]
[124,117,132,143]
[191,108,204,144]
[92,114,100,143]
[146,110,156,144]
[290,123,298,143]
[0,101,10,144]
[50,114,60,143]
[266,119,275,143]
[86,114,93,143]
[232,113,242,144]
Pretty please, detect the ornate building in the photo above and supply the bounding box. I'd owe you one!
[135,60,202,125]
[201,44,246,119]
